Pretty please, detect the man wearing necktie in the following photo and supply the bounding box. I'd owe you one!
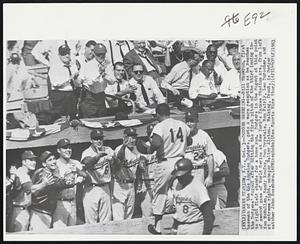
[78,43,115,118]
[48,44,80,120]
[123,40,163,81]
[128,64,166,112]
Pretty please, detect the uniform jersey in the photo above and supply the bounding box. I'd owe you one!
[56,158,82,200]
[81,146,114,184]
[12,166,32,206]
[172,177,210,223]
[185,129,216,169]
[152,118,190,159]
[114,145,141,181]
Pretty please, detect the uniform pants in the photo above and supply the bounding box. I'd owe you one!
[8,207,30,232]
[83,184,112,224]
[29,209,52,231]
[192,168,205,183]
[80,90,107,118]
[177,221,204,235]
[152,157,180,215]
[136,188,154,217]
[112,181,135,220]
[208,183,227,210]
[49,90,77,119]
[52,200,76,229]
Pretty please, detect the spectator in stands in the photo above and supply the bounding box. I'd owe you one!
[30,151,74,231]
[124,40,162,80]
[220,53,241,98]
[76,40,97,70]
[189,60,218,100]
[52,138,86,228]
[161,50,203,102]
[31,40,82,67]
[78,43,115,118]
[203,44,228,87]
[105,62,136,114]
[48,44,80,120]
[8,150,37,232]
[128,64,166,112]
[223,41,239,69]
[165,41,185,73]
[105,40,134,65]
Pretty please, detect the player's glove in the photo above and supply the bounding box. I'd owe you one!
[136,139,151,154]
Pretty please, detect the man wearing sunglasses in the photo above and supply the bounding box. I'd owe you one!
[128,64,166,112]
[78,43,115,118]
[81,129,115,224]
[52,138,86,228]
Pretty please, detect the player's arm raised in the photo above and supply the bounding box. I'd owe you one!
[200,200,215,235]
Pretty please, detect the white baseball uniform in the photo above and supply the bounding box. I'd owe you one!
[81,145,114,224]
[8,166,32,232]
[52,158,82,229]
[151,118,190,215]
[185,129,216,183]
[172,176,210,234]
[112,145,140,220]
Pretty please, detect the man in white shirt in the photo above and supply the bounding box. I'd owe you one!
[79,43,114,118]
[76,40,96,71]
[161,50,203,103]
[105,62,136,114]
[220,53,241,98]
[189,60,218,100]
[128,64,166,112]
[48,44,80,120]
[31,40,82,67]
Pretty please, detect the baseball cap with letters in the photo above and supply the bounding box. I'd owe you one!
[58,44,71,56]
[90,129,104,140]
[185,111,199,122]
[21,150,38,160]
[94,43,107,56]
[57,138,71,148]
[124,127,137,137]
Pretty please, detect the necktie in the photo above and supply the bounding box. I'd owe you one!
[189,68,193,86]
[117,43,125,58]
[64,64,74,90]
[138,52,157,70]
[117,82,121,92]
[139,82,150,106]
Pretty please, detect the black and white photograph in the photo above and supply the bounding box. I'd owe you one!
[3,3,296,242]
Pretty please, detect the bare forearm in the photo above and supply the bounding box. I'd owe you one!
[201,201,215,234]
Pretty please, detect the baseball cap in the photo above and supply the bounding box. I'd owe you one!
[57,138,71,148]
[21,150,38,160]
[94,43,107,56]
[40,151,55,163]
[185,111,199,122]
[124,127,137,137]
[90,129,104,140]
[171,158,193,177]
[58,44,71,56]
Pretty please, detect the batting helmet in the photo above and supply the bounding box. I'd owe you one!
[171,158,193,177]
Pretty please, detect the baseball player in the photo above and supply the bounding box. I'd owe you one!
[135,124,157,217]
[136,103,191,235]
[170,158,214,235]
[207,149,230,209]
[112,127,146,220]
[52,138,86,229]
[81,129,115,224]
[184,111,215,186]
[30,151,74,231]
[8,150,37,232]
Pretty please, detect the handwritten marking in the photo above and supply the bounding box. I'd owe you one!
[221,11,271,28]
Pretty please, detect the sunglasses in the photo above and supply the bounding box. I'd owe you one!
[92,137,104,141]
[133,71,143,74]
